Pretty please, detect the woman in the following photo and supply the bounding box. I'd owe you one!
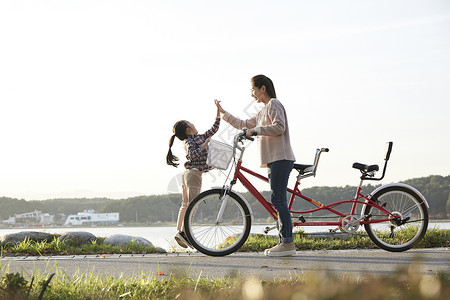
[215,75,296,257]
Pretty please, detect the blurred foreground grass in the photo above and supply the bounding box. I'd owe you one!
[0,260,448,300]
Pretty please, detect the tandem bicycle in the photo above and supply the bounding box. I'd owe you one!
[184,129,429,256]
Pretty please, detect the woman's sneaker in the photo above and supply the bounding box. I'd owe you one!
[264,242,295,257]
[175,232,192,248]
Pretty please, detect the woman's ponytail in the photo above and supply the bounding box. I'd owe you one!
[166,120,189,167]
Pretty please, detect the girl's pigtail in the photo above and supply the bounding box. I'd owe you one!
[166,134,179,167]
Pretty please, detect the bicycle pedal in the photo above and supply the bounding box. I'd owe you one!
[264,226,277,234]
[364,213,372,221]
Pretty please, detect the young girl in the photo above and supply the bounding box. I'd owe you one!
[166,104,221,248]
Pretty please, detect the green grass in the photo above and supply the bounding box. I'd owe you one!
[1,229,448,257]
[0,236,166,257]
[236,227,450,252]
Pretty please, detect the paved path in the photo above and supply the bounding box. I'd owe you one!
[2,248,449,280]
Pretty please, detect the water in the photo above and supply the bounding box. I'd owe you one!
[1,222,448,251]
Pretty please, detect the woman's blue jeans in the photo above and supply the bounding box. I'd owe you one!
[268,160,295,243]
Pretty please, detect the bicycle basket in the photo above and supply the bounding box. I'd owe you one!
[207,140,234,170]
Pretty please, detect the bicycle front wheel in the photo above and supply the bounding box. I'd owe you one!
[364,186,428,252]
[184,189,252,256]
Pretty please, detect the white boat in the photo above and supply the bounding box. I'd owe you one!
[64,210,119,226]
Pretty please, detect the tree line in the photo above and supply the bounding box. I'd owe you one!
[0,175,448,224]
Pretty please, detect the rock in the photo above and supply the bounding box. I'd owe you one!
[103,234,153,247]
[58,231,97,245]
[155,247,167,253]
[0,231,54,246]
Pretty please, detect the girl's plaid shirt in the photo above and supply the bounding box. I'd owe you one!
[184,117,220,172]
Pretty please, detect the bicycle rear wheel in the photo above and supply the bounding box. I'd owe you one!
[184,188,252,256]
[364,186,428,252]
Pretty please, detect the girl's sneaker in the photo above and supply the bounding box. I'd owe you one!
[175,232,192,248]
[264,242,295,257]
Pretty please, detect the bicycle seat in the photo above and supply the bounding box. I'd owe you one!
[352,163,379,173]
[293,164,314,174]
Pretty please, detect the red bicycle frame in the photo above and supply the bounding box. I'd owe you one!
[232,159,395,228]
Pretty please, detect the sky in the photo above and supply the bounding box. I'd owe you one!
[0,0,449,201]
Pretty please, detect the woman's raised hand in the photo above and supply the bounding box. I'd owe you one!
[214,99,225,116]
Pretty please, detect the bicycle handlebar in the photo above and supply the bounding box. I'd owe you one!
[235,128,254,144]
[235,130,330,154]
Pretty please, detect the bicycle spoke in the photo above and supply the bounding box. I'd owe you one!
[191,219,246,249]
[401,204,420,216]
